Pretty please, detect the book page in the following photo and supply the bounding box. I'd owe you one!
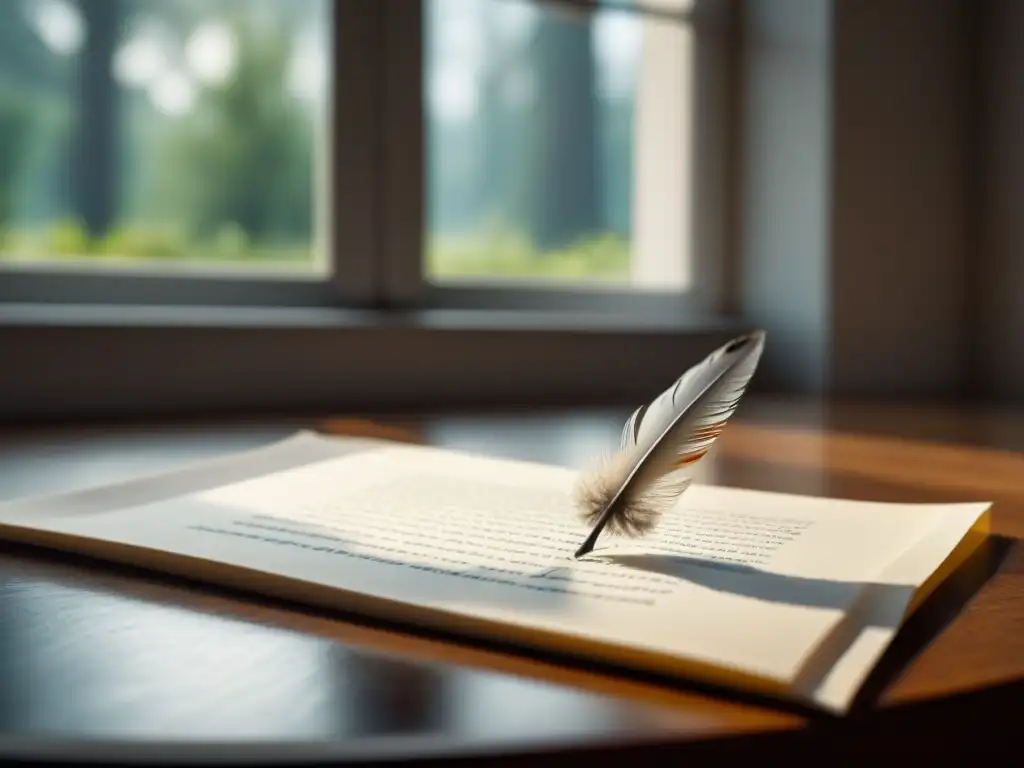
[0,436,991,712]
[0,434,989,712]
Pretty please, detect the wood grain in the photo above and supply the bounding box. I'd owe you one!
[0,397,1021,760]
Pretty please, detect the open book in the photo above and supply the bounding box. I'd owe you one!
[0,431,990,714]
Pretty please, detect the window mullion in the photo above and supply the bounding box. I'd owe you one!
[377,0,427,308]
[329,0,387,307]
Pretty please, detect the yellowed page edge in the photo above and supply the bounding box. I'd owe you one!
[804,503,991,712]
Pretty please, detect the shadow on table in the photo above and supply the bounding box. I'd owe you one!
[847,533,1016,713]
[0,526,1012,723]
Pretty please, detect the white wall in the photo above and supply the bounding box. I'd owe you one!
[737,0,831,392]
[737,0,973,397]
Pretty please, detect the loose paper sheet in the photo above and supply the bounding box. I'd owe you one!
[0,432,989,712]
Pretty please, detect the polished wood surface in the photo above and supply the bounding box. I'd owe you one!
[0,397,1021,761]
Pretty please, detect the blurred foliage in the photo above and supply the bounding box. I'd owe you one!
[96,223,187,259]
[524,11,601,251]
[46,218,91,256]
[161,13,314,243]
[0,3,68,93]
[0,0,633,285]
[0,87,37,236]
[0,220,628,280]
[427,230,630,282]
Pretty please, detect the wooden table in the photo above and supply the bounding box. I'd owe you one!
[0,397,1021,762]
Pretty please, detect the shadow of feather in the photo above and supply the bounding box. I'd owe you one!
[594,553,874,612]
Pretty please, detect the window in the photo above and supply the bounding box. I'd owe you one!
[1,0,721,305]
[1,0,356,306]
[424,0,699,295]
[1,0,739,418]
[1,1,331,278]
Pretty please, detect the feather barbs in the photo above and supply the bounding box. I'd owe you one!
[572,452,692,537]
[571,331,766,558]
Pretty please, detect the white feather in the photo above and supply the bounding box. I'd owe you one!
[572,331,766,556]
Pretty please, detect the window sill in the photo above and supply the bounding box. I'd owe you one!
[2,302,745,423]
[0,301,740,334]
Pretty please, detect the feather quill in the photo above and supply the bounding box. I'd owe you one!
[572,330,766,558]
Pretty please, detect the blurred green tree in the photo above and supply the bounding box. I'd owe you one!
[163,13,314,247]
[0,3,67,93]
[523,9,601,251]
[0,88,37,239]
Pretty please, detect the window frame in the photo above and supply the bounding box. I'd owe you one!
[383,0,729,316]
[0,0,724,313]
[0,0,745,422]
[0,0,379,309]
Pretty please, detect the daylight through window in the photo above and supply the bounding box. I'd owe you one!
[0,0,705,304]
[424,0,696,292]
[0,0,330,276]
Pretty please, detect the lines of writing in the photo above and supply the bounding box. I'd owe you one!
[646,508,816,565]
[661,509,814,538]
[188,523,663,606]
[255,507,575,562]
[283,502,582,553]
[240,517,673,592]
